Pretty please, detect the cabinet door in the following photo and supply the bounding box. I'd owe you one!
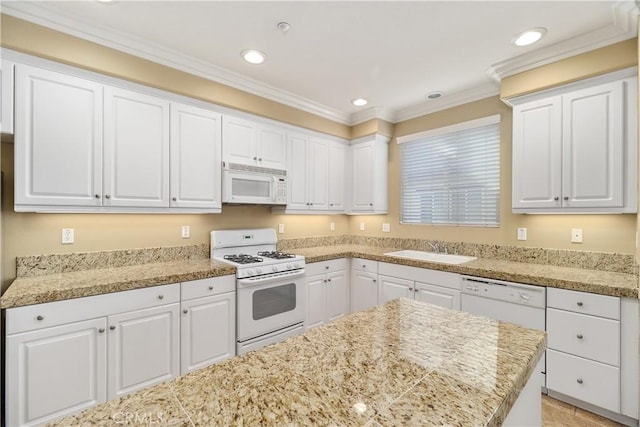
[1,60,14,134]
[562,81,624,208]
[326,270,349,322]
[306,273,326,330]
[287,133,309,210]
[415,282,460,310]
[512,96,562,209]
[180,292,235,374]
[15,64,103,207]
[104,87,170,207]
[350,270,379,313]
[257,124,287,170]
[108,303,179,400]
[329,142,346,211]
[351,140,375,210]
[378,275,413,305]
[308,138,330,210]
[6,318,107,427]
[170,103,222,210]
[222,115,257,166]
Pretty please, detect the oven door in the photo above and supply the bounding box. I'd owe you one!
[236,270,306,342]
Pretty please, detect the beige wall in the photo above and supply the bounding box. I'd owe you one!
[348,96,638,254]
[351,119,395,139]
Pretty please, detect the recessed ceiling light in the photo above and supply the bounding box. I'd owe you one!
[426,91,443,100]
[513,27,547,47]
[351,98,368,107]
[242,50,266,64]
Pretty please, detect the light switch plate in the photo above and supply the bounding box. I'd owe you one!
[382,223,390,233]
[330,222,335,231]
[571,228,583,243]
[517,227,527,241]
[278,224,285,234]
[359,222,365,231]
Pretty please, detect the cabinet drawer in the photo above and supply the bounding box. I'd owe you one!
[351,258,378,273]
[379,262,461,290]
[547,349,620,413]
[305,258,349,276]
[181,275,235,301]
[6,283,180,335]
[547,308,620,366]
[547,288,619,319]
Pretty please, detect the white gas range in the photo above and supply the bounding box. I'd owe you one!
[210,228,306,355]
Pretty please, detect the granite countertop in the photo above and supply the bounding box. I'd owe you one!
[48,298,547,427]
[2,243,637,309]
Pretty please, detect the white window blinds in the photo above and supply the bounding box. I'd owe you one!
[399,116,500,227]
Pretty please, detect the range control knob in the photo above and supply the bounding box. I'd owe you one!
[293,262,300,269]
[272,265,279,272]
[246,269,254,276]
[255,267,263,274]
[286,263,292,269]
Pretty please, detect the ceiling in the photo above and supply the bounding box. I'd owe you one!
[2,1,638,125]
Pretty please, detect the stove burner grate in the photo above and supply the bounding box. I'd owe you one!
[223,254,264,264]
[257,251,296,260]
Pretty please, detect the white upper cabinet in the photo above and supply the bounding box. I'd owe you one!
[1,60,15,134]
[222,115,286,171]
[170,103,222,211]
[281,131,346,213]
[15,64,104,208]
[104,87,170,208]
[512,71,637,213]
[348,134,389,214]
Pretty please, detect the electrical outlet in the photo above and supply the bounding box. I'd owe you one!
[359,222,365,231]
[517,228,527,241]
[330,222,335,231]
[382,223,390,233]
[61,228,74,244]
[278,224,285,234]
[571,228,583,243]
[181,226,190,239]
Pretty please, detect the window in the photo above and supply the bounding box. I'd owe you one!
[398,115,500,227]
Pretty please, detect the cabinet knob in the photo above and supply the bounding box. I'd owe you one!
[36,315,44,321]
[323,279,327,283]
[372,279,377,283]
[158,295,164,300]
[576,378,583,384]
[109,325,116,331]
[98,328,105,333]
[553,197,559,201]
[172,197,177,202]
[409,288,413,292]
[576,334,583,339]
[330,204,333,207]
[577,301,583,307]
[325,266,329,270]
[369,203,373,207]
[327,278,332,282]
[95,194,100,199]
[253,157,258,161]
[258,158,262,161]
[105,194,111,199]
[183,309,188,314]
[208,285,214,290]
[564,196,569,201]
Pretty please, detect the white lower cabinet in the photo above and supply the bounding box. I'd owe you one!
[5,283,182,426]
[6,318,107,427]
[378,262,461,310]
[350,258,379,312]
[306,259,349,330]
[180,276,236,374]
[546,288,639,422]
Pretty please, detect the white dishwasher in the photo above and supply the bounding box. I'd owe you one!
[461,275,546,389]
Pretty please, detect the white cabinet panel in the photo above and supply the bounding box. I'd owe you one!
[351,140,375,210]
[107,303,179,400]
[6,318,107,427]
[1,60,15,134]
[180,292,235,374]
[328,142,345,211]
[104,87,170,207]
[562,82,624,208]
[306,274,327,330]
[348,134,389,214]
[257,125,287,170]
[326,270,349,322]
[287,133,310,210]
[415,282,460,310]
[170,103,222,210]
[306,265,349,330]
[222,115,257,166]
[308,138,330,209]
[378,275,413,305]
[350,270,378,313]
[15,64,103,207]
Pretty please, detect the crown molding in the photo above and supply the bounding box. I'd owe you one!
[391,83,500,124]
[1,2,352,125]
[487,1,638,82]
[349,107,395,126]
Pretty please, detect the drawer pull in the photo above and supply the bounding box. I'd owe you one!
[36,315,44,321]
[327,278,332,282]
[325,266,329,270]
[577,378,583,384]
[576,334,583,339]
[98,328,105,333]
[158,295,164,300]
[362,265,366,268]
[109,325,116,331]
[183,309,188,314]
[208,286,214,290]
[576,302,583,307]
[372,279,377,283]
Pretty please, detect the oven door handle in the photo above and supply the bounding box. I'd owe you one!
[237,269,306,287]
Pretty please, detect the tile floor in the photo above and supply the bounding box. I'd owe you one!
[542,395,624,427]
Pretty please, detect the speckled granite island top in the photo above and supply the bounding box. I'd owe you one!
[49,298,546,427]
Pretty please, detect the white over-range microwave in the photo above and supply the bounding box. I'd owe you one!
[222,163,287,205]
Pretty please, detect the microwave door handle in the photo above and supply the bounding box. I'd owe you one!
[272,176,278,202]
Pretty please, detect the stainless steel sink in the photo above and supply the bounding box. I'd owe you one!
[383,250,476,265]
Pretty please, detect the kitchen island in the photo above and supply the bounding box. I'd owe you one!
[49,298,546,426]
